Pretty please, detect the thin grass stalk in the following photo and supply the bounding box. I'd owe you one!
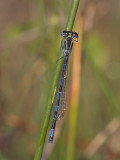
[34,0,80,159]
[67,17,83,160]
[65,0,80,30]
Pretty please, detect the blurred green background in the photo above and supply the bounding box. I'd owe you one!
[0,0,120,160]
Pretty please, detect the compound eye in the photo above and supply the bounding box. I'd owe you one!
[72,33,78,38]
[62,31,69,37]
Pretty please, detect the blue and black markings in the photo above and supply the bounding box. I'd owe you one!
[48,31,78,143]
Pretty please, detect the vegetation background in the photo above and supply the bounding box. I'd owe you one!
[0,0,120,160]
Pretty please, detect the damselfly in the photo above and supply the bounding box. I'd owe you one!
[48,31,78,143]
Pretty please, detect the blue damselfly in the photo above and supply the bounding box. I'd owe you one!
[48,31,78,143]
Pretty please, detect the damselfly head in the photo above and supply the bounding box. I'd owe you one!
[62,30,78,41]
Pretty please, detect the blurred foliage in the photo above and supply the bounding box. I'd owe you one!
[84,33,108,68]
[0,0,120,160]
[5,23,35,39]
[0,152,7,160]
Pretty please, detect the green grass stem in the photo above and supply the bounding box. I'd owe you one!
[34,0,80,159]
